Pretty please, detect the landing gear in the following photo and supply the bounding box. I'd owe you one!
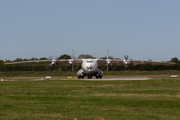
[96,76,102,79]
[96,74,102,79]
[87,75,92,79]
[78,74,102,79]
[96,74,99,79]
[78,76,84,79]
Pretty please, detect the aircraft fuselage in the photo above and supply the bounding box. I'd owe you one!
[77,59,103,79]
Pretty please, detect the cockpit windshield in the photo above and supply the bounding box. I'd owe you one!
[86,60,93,63]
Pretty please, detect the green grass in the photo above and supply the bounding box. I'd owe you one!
[1,79,180,119]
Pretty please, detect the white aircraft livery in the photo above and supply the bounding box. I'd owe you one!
[5,50,175,79]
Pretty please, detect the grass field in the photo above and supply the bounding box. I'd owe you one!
[1,78,180,120]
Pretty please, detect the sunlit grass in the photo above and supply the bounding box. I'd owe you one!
[0,79,180,119]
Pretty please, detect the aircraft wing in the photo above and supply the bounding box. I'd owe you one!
[5,59,174,65]
[4,60,51,64]
[96,59,106,65]
[97,59,125,65]
[129,60,175,65]
[4,59,83,65]
[56,59,83,65]
[97,59,175,65]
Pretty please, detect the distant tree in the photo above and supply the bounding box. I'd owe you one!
[78,54,96,59]
[0,60,4,63]
[170,57,179,64]
[148,59,152,61]
[30,57,38,60]
[14,58,23,62]
[58,54,71,59]
[99,56,116,59]
[5,59,11,62]
[23,58,29,61]
[39,57,48,60]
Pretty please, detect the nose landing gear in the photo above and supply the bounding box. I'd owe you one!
[96,76,102,79]
[78,76,84,79]
[87,75,92,79]
[78,74,84,79]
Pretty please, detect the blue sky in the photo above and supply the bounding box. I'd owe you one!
[0,0,180,61]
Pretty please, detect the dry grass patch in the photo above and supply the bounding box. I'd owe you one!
[61,84,123,88]
[121,93,180,98]
[95,116,107,120]
[91,93,180,99]
[92,93,118,97]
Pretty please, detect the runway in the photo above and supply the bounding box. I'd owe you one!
[2,77,180,81]
[71,77,151,81]
[31,77,152,81]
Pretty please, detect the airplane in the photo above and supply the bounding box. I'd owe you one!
[4,50,175,79]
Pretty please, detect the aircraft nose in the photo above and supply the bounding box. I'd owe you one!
[87,65,93,69]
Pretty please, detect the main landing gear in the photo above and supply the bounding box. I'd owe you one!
[87,75,102,79]
[96,74,102,79]
[78,75,102,79]
[96,76,102,79]
[78,76,84,79]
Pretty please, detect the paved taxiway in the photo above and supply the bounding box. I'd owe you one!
[2,77,180,81]
[72,78,151,81]
[1,77,150,81]
[23,77,152,81]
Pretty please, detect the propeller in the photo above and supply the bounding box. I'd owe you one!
[104,49,118,71]
[63,50,80,71]
[45,56,60,71]
[123,55,130,70]
[68,50,79,71]
[71,50,75,71]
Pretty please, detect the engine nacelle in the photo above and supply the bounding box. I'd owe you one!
[77,69,85,77]
[106,59,111,66]
[50,60,57,66]
[96,69,103,76]
[123,60,130,65]
[68,59,74,65]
